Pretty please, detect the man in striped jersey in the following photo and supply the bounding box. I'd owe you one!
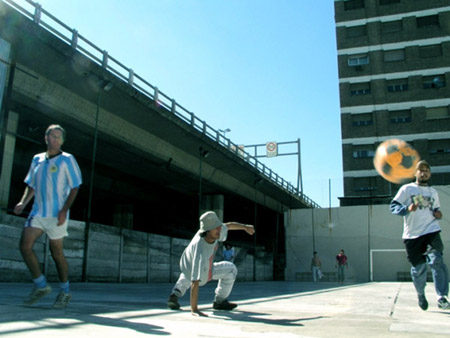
[14,124,82,309]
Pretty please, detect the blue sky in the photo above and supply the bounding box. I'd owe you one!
[19,0,343,207]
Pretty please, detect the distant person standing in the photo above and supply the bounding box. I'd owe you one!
[390,160,449,311]
[14,124,82,308]
[222,243,235,262]
[311,251,322,283]
[335,249,348,284]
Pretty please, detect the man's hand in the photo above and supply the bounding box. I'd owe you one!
[14,202,25,215]
[191,309,208,317]
[408,203,418,212]
[433,209,442,219]
[244,224,255,235]
[57,210,67,225]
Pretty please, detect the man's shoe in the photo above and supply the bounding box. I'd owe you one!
[213,299,237,311]
[24,285,52,305]
[418,294,428,311]
[53,291,71,309]
[438,297,450,310]
[167,294,180,310]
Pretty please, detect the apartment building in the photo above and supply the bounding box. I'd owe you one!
[335,0,450,206]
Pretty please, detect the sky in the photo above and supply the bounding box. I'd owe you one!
[14,0,343,207]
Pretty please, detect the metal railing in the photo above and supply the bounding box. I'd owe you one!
[2,0,320,208]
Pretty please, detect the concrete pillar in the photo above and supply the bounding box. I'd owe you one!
[201,194,224,220]
[0,111,18,212]
[0,37,11,118]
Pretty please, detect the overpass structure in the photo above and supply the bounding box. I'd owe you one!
[0,0,319,246]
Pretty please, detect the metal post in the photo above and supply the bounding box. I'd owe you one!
[154,87,159,106]
[198,155,203,217]
[274,212,279,280]
[83,89,101,282]
[253,196,257,282]
[33,4,42,24]
[128,69,134,86]
[329,178,332,208]
[311,209,316,252]
[297,138,303,194]
[198,147,209,217]
[101,50,108,69]
[71,29,78,49]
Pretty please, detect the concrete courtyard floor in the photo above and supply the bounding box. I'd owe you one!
[0,281,449,337]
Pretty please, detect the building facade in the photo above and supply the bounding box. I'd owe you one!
[335,0,450,206]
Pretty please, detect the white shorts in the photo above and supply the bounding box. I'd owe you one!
[25,216,68,240]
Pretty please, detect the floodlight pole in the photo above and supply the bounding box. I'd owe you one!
[297,138,302,194]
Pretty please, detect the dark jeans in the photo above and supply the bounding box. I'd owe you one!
[404,232,449,297]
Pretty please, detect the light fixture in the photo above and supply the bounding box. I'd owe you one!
[218,128,231,135]
[101,80,113,91]
[199,147,209,158]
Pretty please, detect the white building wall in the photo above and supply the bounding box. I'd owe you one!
[285,185,450,282]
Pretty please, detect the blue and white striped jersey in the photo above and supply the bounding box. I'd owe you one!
[25,151,82,218]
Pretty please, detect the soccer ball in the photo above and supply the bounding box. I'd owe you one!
[373,139,420,184]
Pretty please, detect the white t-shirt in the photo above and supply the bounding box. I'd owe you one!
[393,183,441,239]
[180,225,228,286]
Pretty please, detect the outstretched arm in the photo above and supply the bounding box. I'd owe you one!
[224,222,255,235]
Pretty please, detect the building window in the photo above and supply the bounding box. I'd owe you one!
[419,44,442,58]
[380,0,400,5]
[348,55,369,66]
[429,139,450,154]
[353,146,375,158]
[384,49,405,62]
[416,15,439,28]
[344,0,365,11]
[346,25,367,38]
[425,106,450,120]
[350,82,371,96]
[423,75,446,89]
[387,79,408,92]
[381,20,403,34]
[389,109,411,123]
[352,113,373,126]
[353,177,377,192]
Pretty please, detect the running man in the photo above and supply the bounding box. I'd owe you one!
[390,160,449,310]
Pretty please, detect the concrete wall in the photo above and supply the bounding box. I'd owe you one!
[285,185,450,282]
[0,214,272,283]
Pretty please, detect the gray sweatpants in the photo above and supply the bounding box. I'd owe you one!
[172,261,238,302]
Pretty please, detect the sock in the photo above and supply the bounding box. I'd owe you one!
[60,281,70,293]
[32,275,47,289]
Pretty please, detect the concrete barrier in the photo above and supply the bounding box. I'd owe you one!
[0,214,273,283]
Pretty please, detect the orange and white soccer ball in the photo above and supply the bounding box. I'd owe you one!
[373,139,420,184]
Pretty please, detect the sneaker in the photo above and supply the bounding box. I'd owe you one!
[418,294,428,311]
[24,285,52,305]
[438,297,450,310]
[167,294,180,310]
[53,291,71,309]
[213,299,237,311]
